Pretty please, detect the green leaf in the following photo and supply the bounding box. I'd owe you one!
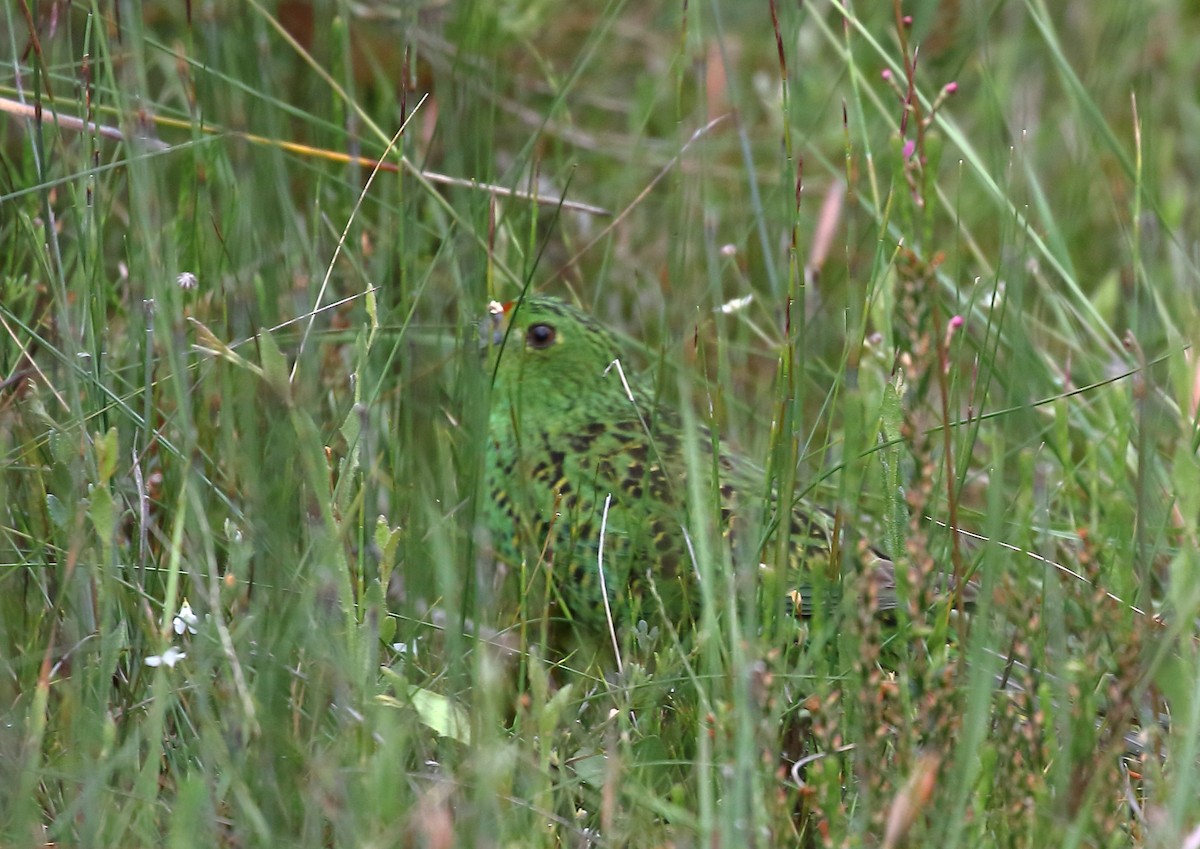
[339,402,362,471]
[257,329,291,400]
[88,484,115,548]
[364,285,379,330]
[46,494,69,529]
[377,608,397,647]
[408,686,470,744]
[373,515,402,588]
[570,749,608,788]
[379,668,470,744]
[94,426,119,485]
[538,682,575,739]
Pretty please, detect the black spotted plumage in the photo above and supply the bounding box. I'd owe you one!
[483,296,970,639]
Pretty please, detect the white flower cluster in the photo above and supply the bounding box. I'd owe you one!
[145,599,200,669]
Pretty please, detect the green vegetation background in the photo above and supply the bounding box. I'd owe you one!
[2,1,1198,846]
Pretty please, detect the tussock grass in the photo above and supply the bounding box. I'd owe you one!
[2,1,1198,846]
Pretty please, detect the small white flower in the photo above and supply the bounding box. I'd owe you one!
[145,646,187,668]
[173,599,199,635]
[718,295,754,314]
[176,271,198,290]
[982,279,1005,309]
[391,639,419,657]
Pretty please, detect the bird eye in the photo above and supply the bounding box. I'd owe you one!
[526,323,556,349]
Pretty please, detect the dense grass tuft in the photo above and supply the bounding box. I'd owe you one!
[2,2,1198,846]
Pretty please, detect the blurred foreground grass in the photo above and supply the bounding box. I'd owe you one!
[2,2,1199,846]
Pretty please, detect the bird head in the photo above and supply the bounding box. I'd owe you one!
[484,296,627,417]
